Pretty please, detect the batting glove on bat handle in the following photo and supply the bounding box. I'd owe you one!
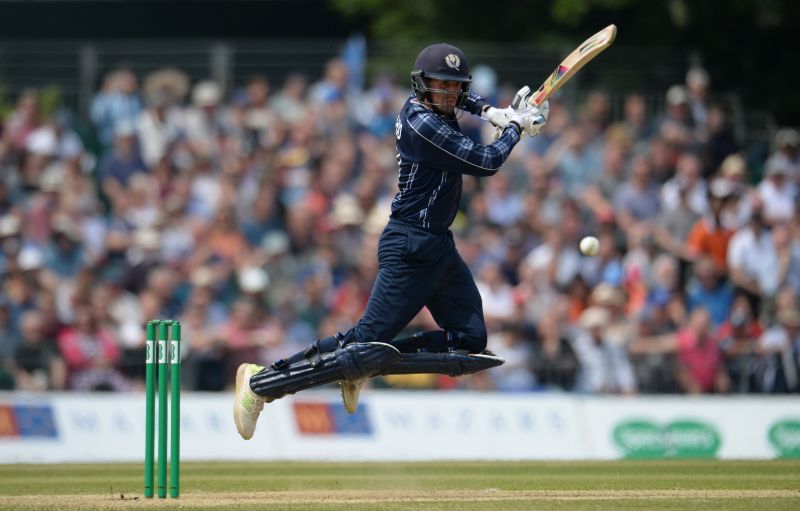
[506,105,549,138]
[481,106,513,129]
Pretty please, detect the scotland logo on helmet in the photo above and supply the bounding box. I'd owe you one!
[445,54,460,70]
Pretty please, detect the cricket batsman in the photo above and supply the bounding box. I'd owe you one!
[234,42,549,439]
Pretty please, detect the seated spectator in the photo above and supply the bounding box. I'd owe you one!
[675,307,730,394]
[654,175,700,262]
[727,201,773,306]
[0,299,21,389]
[661,152,708,216]
[544,125,603,198]
[99,121,148,195]
[13,311,66,390]
[686,257,735,327]
[476,261,517,330]
[572,306,637,394]
[41,215,85,280]
[487,327,535,391]
[686,178,737,269]
[612,153,660,235]
[718,295,763,393]
[531,314,579,391]
[57,306,128,391]
[757,308,800,393]
[758,154,798,224]
[629,289,682,393]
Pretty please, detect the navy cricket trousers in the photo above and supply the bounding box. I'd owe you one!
[342,218,487,353]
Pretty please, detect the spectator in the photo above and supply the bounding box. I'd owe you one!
[611,92,654,147]
[612,153,660,235]
[654,176,699,263]
[2,89,41,156]
[544,125,603,197]
[685,67,711,132]
[758,154,798,224]
[13,311,66,390]
[771,128,800,181]
[657,85,693,149]
[704,104,738,174]
[572,306,637,394]
[136,87,184,169]
[675,307,730,394]
[487,327,535,391]
[718,295,763,393]
[757,308,800,393]
[485,172,524,227]
[686,178,737,269]
[56,306,127,391]
[531,314,578,391]
[99,120,148,195]
[184,80,228,160]
[686,257,735,327]
[629,289,682,393]
[271,73,308,124]
[727,201,775,306]
[661,152,708,217]
[90,68,142,152]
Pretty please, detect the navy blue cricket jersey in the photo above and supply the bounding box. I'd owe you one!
[391,93,522,232]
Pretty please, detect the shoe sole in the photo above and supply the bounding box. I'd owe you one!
[234,363,253,440]
[340,378,364,414]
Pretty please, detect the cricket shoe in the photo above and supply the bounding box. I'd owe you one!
[339,378,366,414]
[234,363,269,440]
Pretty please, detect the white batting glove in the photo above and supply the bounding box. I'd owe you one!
[481,106,513,129]
[507,101,549,137]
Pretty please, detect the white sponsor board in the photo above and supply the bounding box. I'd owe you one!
[579,396,800,460]
[1,392,798,463]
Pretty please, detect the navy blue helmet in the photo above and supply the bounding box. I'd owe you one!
[411,43,471,109]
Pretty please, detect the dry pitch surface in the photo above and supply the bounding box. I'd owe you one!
[1,461,798,510]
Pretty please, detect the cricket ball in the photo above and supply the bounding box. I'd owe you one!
[579,236,600,256]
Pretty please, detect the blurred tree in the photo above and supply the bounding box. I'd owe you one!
[330,0,800,124]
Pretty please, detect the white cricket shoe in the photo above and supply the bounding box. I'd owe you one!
[340,378,366,414]
[234,363,266,440]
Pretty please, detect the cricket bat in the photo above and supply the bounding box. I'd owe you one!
[526,24,617,108]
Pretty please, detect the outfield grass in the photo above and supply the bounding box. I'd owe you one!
[0,460,798,510]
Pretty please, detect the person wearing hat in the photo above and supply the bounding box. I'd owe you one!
[758,153,798,224]
[233,42,549,440]
[184,80,228,159]
[757,308,800,392]
[656,84,693,148]
[772,128,800,179]
[572,306,636,394]
[686,177,738,270]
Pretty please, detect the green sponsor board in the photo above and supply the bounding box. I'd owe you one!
[768,419,800,458]
[613,419,721,459]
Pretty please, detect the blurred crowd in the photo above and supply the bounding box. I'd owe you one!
[1,54,799,396]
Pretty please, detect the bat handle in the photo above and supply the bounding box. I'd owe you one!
[511,85,532,111]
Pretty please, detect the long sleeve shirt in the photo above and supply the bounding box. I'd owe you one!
[391,93,521,231]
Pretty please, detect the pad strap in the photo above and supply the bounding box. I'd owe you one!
[250,342,400,400]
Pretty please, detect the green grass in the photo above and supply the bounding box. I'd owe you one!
[0,461,798,510]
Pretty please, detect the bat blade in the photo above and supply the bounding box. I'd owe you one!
[529,24,617,107]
